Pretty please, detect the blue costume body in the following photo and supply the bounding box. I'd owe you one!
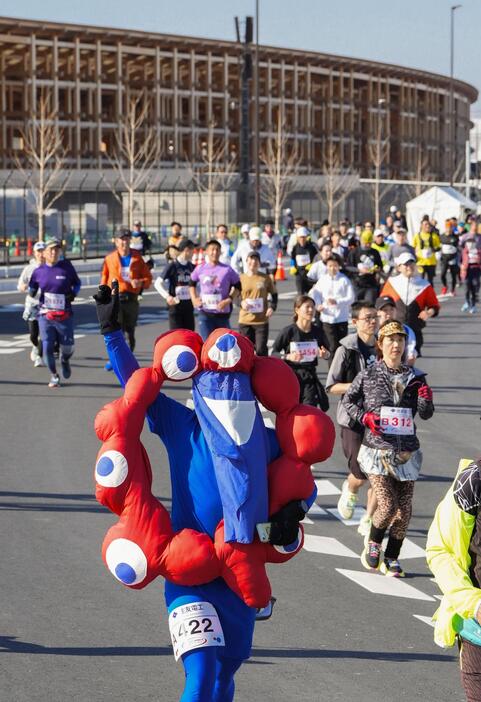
[105,330,279,700]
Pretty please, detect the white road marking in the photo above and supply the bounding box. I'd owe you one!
[304,534,358,558]
[0,348,23,354]
[327,506,367,526]
[315,479,341,496]
[301,515,314,525]
[308,502,327,516]
[336,568,436,601]
[413,614,435,627]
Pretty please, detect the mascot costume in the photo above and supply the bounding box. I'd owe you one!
[93,282,335,701]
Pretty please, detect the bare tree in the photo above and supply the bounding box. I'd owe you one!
[104,89,160,229]
[14,89,69,241]
[259,110,301,232]
[405,146,432,200]
[189,121,237,237]
[368,135,391,227]
[315,142,357,223]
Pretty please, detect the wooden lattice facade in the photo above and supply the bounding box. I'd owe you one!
[0,16,477,180]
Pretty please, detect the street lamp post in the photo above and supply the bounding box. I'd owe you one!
[374,98,386,227]
[450,4,461,186]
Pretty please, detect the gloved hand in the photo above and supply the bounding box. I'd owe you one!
[93,280,121,334]
[418,384,433,401]
[289,266,297,276]
[362,411,381,435]
[65,292,76,304]
[268,500,306,546]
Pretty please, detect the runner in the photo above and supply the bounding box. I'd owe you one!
[309,256,355,361]
[427,458,481,702]
[460,232,481,314]
[439,219,460,296]
[261,219,282,258]
[412,219,441,287]
[347,233,383,304]
[326,301,379,533]
[238,251,277,356]
[230,227,275,276]
[100,226,153,351]
[28,239,81,387]
[215,223,235,265]
[190,239,241,340]
[306,242,335,283]
[155,239,196,330]
[289,228,319,295]
[17,240,45,367]
[342,320,434,577]
[380,252,440,354]
[386,228,415,274]
[375,295,417,365]
[166,221,186,261]
[272,295,330,410]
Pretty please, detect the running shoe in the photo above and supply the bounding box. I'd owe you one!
[48,374,60,388]
[337,480,357,520]
[61,357,71,379]
[469,306,476,315]
[34,356,44,367]
[440,286,447,295]
[30,346,37,362]
[104,361,113,372]
[462,302,470,312]
[381,558,405,578]
[361,541,382,571]
[357,514,372,537]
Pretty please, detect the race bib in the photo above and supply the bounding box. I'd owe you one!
[380,406,414,435]
[201,293,221,310]
[175,285,191,301]
[245,297,264,313]
[169,601,224,662]
[290,340,318,363]
[44,292,65,310]
[442,244,457,255]
[121,265,131,281]
[296,254,310,267]
[421,248,432,258]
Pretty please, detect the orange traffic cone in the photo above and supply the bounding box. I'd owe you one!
[27,238,33,257]
[197,248,205,266]
[15,238,20,257]
[274,250,286,281]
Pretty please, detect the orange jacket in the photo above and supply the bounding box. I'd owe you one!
[100,250,152,294]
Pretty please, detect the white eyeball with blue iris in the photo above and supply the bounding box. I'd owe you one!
[95,450,128,488]
[273,528,303,555]
[105,538,148,586]
[161,344,199,380]
[207,333,241,368]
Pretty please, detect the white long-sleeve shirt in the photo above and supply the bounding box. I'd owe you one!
[230,243,275,274]
[309,272,355,324]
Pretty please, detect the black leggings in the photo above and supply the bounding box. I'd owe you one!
[238,323,269,356]
[28,319,42,355]
[465,268,481,307]
[440,260,458,292]
[421,265,436,285]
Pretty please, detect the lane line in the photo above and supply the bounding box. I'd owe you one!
[336,568,436,601]
[303,534,358,558]
[413,614,435,627]
[315,478,341,496]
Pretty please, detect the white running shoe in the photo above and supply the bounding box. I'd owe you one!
[337,480,357,520]
[48,374,60,388]
[34,356,44,367]
[30,346,37,362]
[461,302,470,312]
[357,514,372,537]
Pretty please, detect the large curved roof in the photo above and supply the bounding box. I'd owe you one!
[0,15,477,102]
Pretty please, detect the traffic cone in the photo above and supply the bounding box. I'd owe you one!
[14,238,20,257]
[197,248,205,266]
[27,238,33,257]
[275,250,286,281]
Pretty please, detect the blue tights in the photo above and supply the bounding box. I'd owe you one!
[180,648,243,702]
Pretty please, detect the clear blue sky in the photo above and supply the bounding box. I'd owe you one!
[3,0,481,113]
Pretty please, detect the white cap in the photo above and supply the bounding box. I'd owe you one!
[390,205,397,213]
[296,226,309,238]
[249,226,262,241]
[33,241,46,251]
[241,223,250,234]
[373,228,384,237]
[396,252,416,266]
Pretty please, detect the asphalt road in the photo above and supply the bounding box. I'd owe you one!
[0,276,479,702]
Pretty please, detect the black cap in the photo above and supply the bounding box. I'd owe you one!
[375,295,396,311]
[116,226,131,239]
[246,250,261,260]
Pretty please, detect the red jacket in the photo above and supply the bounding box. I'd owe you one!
[101,250,152,294]
[381,274,440,331]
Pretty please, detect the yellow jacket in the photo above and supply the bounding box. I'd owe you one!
[426,458,481,648]
[412,231,441,267]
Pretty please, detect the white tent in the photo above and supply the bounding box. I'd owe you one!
[406,186,476,238]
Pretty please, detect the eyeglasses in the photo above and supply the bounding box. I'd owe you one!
[358,315,377,321]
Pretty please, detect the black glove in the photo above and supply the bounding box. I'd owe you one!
[65,292,76,304]
[268,500,306,546]
[93,280,121,334]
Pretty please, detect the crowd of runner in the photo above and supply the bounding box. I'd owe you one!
[13,207,481,700]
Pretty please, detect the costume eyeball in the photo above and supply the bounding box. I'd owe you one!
[162,345,200,381]
[105,538,148,586]
[95,450,129,488]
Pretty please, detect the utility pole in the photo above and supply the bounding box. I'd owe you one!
[235,16,253,223]
[450,5,461,186]
[254,0,260,224]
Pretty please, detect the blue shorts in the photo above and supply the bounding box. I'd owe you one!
[165,578,256,661]
[38,314,75,346]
